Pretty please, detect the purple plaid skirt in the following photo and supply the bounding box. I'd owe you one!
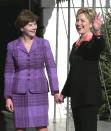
[12,92,49,128]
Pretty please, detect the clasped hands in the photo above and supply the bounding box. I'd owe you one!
[54,93,65,104]
[6,93,64,112]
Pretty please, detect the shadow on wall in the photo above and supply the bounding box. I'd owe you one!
[41,0,68,34]
[40,0,56,34]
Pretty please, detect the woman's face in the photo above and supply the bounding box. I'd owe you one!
[75,13,92,36]
[21,21,37,38]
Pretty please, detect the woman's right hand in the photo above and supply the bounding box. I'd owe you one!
[6,98,14,112]
[93,12,103,32]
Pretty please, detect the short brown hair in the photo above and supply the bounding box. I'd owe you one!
[15,9,38,30]
[76,8,96,23]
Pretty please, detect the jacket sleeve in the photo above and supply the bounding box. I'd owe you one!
[78,35,106,60]
[61,68,72,97]
[44,39,59,95]
[88,35,106,59]
[93,35,106,51]
[4,43,15,99]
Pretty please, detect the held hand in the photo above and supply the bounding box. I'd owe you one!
[59,94,64,103]
[6,98,14,112]
[54,93,61,103]
[93,12,103,32]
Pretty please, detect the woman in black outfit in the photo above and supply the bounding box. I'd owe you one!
[60,8,105,131]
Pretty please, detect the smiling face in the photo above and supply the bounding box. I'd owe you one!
[75,13,92,36]
[21,21,37,38]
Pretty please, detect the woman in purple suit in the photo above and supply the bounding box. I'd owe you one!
[4,9,59,131]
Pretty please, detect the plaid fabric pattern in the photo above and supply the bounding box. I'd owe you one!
[4,36,59,98]
[13,92,48,128]
[4,36,59,128]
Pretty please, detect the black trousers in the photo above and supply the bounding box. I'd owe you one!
[71,106,99,131]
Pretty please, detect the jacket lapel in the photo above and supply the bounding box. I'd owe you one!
[17,36,39,54]
[30,36,39,53]
[17,38,28,53]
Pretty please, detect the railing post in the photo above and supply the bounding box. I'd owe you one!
[66,0,71,131]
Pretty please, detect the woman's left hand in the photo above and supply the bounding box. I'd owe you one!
[54,93,61,103]
[93,12,103,32]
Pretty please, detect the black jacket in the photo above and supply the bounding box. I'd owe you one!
[61,35,105,108]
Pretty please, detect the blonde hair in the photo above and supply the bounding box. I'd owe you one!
[76,8,96,23]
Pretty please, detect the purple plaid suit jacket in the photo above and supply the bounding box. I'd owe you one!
[4,36,59,98]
